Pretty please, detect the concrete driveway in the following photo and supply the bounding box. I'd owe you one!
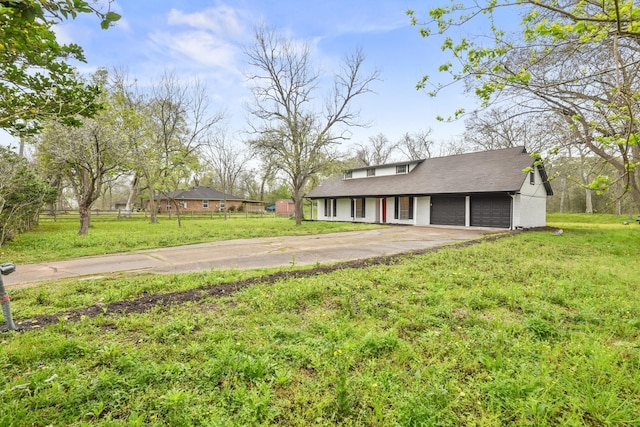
[5,226,502,288]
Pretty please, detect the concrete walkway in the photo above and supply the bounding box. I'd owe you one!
[5,226,502,288]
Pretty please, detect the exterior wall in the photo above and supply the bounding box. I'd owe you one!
[415,196,430,225]
[154,199,243,213]
[385,197,415,225]
[317,198,349,221]
[275,199,295,216]
[513,168,548,228]
[315,197,379,223]
[347,162,420,179]
[358,198,377,223]
[317,199,326,218]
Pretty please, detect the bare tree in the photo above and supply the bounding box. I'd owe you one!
[201,132,253,220]
[245,26,379,225]
[122,72,224,226]
[398,130,435,160]
[353,133,398,166]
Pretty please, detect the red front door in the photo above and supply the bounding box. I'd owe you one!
[382,198,387,223]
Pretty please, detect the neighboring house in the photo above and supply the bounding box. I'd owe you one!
[151,186,244,213]
[305,146,553,229]
[275,199,295,216]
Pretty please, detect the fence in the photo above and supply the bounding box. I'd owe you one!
[40,209,281,221]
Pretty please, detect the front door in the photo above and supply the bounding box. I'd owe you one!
[382,198,387,223]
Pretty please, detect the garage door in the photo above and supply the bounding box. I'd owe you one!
[430,196,465,226]
[470,196,511,228]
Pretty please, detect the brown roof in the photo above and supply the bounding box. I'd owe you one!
[306,146,553,198]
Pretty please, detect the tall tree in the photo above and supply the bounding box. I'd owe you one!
[409,1,640,211]
[36,70,131,235]
[136,73,224,225]
[354,133,398,166]
[398,130,435,160]
[201,132,253,220]
[0,1,120,137]
[245,26,379,225]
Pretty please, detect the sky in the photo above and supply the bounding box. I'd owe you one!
[2,0,478,153]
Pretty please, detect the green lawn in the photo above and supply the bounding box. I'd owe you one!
[0,215,382,264]
[0,214,639,425]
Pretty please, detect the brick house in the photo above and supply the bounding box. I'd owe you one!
[152,186,244,213]
[275,199,295,216]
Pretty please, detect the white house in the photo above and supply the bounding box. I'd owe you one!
[305,146,553,229]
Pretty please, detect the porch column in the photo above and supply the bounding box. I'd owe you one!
[465,196,470,227]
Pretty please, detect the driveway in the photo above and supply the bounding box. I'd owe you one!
[5,226,502,288]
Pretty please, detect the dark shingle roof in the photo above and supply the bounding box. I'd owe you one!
[166,186,243,201]
[306,146,553,198]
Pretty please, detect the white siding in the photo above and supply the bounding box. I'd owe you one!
[315,198,378,223]
[345,162,421,179]
[415,196,430,225]
[335,198,352,221]
[386,197,416,225]
[514,168,548,228]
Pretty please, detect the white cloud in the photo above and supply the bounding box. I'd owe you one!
[167,6,244,36]
[147,30,240,72]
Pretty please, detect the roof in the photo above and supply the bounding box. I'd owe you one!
[306,146,553,198]
[163,186,243,201]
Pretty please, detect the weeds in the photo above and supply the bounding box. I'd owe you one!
[0,214,638,425]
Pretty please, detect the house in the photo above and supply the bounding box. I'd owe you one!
[275,199,295,216]
[305,146,553,229]
[151,186,244,213]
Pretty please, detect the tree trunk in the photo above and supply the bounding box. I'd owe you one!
[584,189,593,214]
[559,175,566,213]
[78,204,90,235]
[148,189,158,224]
[292,184,306,226]
[125,175,138,211]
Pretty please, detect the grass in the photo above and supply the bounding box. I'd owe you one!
[0,213,639,425]
[0,214,382,263]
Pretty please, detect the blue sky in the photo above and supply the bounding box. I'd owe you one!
[4,0,477,151]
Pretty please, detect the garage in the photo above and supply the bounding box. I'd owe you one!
[470,195,512,228]
[430,196,465,226]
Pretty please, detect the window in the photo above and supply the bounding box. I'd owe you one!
[351,198,366,218]
[202,200,209,208]
[394,196,414,220]
[220,201,226,212]
[344,170,352,179]
[366,168,375,177]
[396,164,408,174]
[166,200,172,210]
[181,201,188,209]
[324,198,337,217]
[530,170,535,185]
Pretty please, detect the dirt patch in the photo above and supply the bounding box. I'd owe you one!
[1,228,552,333]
